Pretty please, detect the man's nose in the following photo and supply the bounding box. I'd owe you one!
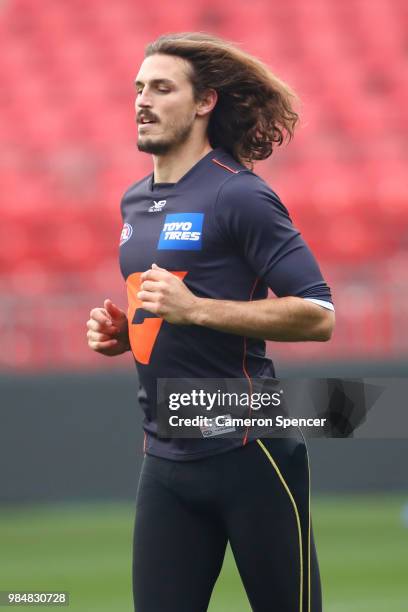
[136,89,152,108]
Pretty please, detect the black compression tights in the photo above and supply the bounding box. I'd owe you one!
[133,437,322,612]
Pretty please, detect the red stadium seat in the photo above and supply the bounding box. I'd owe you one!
[1,0,406,367]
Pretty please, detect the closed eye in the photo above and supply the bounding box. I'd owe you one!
[134,78,175,94]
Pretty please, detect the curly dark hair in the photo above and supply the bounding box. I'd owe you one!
[145,32,300,167]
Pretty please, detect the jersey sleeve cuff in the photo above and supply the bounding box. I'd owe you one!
[304,298,335,312]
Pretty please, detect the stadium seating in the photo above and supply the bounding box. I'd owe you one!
[1,0,407,367]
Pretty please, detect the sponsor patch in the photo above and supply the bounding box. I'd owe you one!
[200,414,236,438]
[158,213,204,250]
[120,222,133,246]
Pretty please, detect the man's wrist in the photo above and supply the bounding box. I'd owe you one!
[189,297,212,327]
[118,327,131,352]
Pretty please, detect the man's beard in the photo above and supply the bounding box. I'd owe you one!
[137,119,194,155]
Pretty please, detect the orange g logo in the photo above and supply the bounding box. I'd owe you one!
[126,271,187,365]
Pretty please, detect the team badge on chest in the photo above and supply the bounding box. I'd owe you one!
[120,223,133,246]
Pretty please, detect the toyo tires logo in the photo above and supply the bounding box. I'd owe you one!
[158,213,204,250]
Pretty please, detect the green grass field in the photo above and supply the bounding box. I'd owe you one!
[0,495,407,611]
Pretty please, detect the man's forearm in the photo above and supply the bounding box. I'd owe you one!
[190,296,334,342]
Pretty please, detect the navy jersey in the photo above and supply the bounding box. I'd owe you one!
[119,148,333,460]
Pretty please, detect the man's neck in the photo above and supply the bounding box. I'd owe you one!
[152,140,213,184]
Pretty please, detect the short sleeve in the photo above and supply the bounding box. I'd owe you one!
[214,173,333,303]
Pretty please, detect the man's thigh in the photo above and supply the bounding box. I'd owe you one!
[222,437,322,612]
[133,455,227,612]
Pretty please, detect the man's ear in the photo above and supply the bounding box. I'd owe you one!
[196,89,218,118]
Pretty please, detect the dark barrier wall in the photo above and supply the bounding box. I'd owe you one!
[0,372,143,503]
[1,363,407,503]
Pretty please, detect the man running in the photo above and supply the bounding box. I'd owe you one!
[87,33,335,612]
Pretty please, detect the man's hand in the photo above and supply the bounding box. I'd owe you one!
[87,299,130,356]
[138,264,199,325]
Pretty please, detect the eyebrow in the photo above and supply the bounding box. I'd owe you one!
[134,78,175,87]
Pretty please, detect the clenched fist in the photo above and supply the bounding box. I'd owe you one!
[87,299,130,357]
[137,263,200,325]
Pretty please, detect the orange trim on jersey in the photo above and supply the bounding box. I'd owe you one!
[143,431,147,454]
[126,271,188,365]
[211,158,240,174]
[242,277,260,445]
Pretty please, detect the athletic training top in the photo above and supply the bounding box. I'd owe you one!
[119,147,333,460]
